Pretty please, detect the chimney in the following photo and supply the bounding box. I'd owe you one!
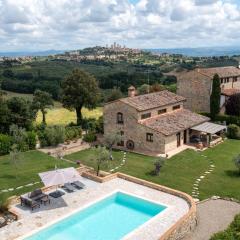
[128,86,136,97]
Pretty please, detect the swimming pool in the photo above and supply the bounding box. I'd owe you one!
[25,191,167,240]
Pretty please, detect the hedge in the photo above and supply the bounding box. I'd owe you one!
[201,113,240,126]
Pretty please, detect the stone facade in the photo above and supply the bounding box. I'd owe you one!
[104,89,208,155]
[177,67,240,113]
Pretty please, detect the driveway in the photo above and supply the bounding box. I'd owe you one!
[184,199,240,240]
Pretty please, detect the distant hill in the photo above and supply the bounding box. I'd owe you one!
[0,50,65,57]
[146,46,240,57]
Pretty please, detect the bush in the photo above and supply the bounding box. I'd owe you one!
[227,124,240,140]
[26,131,37,150]
[38,126,65,147]
[201,113,240,126]
[65,126,82,140]
[210,214,240,240]
[83,131,97,143]
[0,134,12,155]
[81,117,103,134]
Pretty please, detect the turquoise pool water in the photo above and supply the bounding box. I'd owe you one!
[26,192,166,240]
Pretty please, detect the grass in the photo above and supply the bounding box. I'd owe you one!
[36,107,102,125]
[66,139,240,200]
[2,90,103,125]
[0,150,74,204]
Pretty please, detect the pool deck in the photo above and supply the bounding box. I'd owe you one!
[0,177,190,240]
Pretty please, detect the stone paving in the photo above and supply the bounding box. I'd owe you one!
[191,153,215,202]
[184,199,240,240]
[0,177,189,240]
[110,150,126,172]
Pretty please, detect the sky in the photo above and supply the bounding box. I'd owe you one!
[1,0,240,51]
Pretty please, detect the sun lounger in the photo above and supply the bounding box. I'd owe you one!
[49,190,65,198]
[71,181,85,189]
[62,183,75,192]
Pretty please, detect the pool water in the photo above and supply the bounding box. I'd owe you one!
[26,192,166,240]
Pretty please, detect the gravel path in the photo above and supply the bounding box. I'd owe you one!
[184,199,240,240]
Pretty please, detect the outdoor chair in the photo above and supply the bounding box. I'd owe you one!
[62,183,75,193]
[71,181,85,189]
[20,196,40,211]
[29,189,48,201]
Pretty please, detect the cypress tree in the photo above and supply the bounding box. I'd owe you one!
[210,74,221,120]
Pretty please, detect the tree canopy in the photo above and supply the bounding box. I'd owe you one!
[33,90,54,124]
[225,93,240,116]
[61,69,100,125]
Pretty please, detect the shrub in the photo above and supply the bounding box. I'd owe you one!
[38,126,65,147]
[65,126,82,140]
[83,131,97,143]
[26,131,37,150]
[227,124,240,140]
[201,113,240,126]
[210,214,240,240]
[0,134,12,155]
[81,117,103,134]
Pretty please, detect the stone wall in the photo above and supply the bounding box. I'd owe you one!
[104,101,168,154]
[177,71,212,113]
[177,71,240,113]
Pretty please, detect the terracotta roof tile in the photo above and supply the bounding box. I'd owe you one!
[197,66,240,78]
[140,109,209,135]
[120,90,186,111]
[221,88,240,96]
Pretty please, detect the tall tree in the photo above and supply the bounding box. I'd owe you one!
[210,74,221,119]
[7,97,36,130]
[61,69,99,125]
[0,92,9,133]
[33,90,54,124]
[225,93,240,116]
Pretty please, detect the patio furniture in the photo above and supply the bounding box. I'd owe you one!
[20,196,40,211]
[71,181,85,189]
[62,183,75,193]
[29,189,48,202]
[49,190,65,198]
[41,196,51,205]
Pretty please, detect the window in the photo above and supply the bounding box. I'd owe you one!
[173,105,181,110]
[141,112,151,119]
[120,131,124,136]
[146,133,153,142]
[117,112,123,124]
[158,109,167,115]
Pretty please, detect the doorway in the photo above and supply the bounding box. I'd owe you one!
[184,130,187,144]
[177,133,181,147]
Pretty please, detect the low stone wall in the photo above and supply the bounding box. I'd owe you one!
[83,171,197,240]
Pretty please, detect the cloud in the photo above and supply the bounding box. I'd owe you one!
[0,0,240,51]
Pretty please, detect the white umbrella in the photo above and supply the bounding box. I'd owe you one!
[39,167,81,187]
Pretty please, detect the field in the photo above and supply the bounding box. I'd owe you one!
[36,107,102,125]
[0,151,74,204]
[66,139,240,201]
[2,91,103,125]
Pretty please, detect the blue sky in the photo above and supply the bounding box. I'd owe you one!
[0,0,240,51]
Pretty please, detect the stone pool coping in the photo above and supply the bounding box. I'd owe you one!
[3,172,196,240]
[83,172,197,240]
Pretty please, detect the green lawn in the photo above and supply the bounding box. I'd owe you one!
[66,140,240,200]
[0,150,74,204]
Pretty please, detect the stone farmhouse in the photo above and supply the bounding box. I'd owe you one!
[104,87,226,156]
[177,66,240,113]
